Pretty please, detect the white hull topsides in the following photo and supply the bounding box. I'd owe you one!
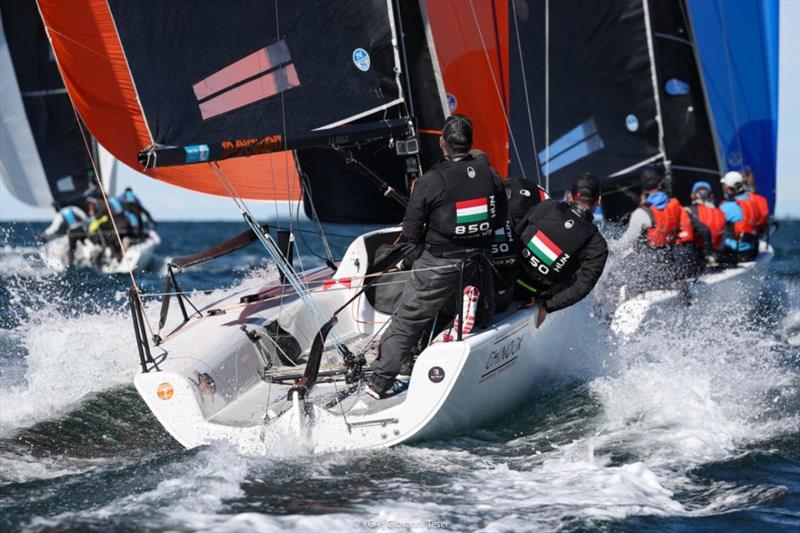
[135,228,773,454]
[41,231,161,274]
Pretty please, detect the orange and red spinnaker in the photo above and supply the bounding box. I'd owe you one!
[425,0,510,178]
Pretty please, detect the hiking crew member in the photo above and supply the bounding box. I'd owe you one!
[492,177,550,312]
[742,167,769,236]
[41,203,90,264]
[617,168,694,291]
[685,181,725,270]
[367,115,507,399]
[41,204,88,240]
[718,171,764,263]
[515,174,608,328]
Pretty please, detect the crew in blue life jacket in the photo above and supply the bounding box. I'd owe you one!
[366,115,507,399]
[41,203,88,240]
[41,202,90,265]
[514,173,608,328]
[718,171,764,263]
[119,187,156,236]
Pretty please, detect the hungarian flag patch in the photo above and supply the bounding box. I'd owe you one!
[456,198,488,224]
[526,231,562,266]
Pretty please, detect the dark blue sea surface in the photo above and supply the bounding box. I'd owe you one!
[0,220,798,532]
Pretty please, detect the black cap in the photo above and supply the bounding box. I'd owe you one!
[442,114,473,151]
[571,173,600,201]
[640,167,663,191]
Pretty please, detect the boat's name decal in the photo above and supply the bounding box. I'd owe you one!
[485,335,523,371]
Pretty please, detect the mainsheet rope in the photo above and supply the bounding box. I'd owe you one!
[69,105,156,338]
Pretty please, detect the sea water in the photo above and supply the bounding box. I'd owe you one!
[0,221,797,531]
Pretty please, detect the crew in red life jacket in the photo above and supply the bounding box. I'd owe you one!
[685,181,726,269]
[617,167,695,290]
[718,171,764,263]
[515,174,608,329]
[741,167,770,235]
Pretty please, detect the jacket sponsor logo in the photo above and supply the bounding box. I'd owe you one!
[564,219,574,229]
[467,166,476,178]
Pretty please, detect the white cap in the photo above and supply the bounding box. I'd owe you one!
[720,171,743,188]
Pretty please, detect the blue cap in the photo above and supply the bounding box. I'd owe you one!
[691,181,712,194]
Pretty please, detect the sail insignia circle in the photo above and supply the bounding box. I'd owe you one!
[625,114,639,132]
[352,48,370,71]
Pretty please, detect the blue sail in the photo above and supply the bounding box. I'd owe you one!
[688,0,779,212]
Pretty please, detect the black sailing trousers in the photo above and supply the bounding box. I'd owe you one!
[369,249,483,393]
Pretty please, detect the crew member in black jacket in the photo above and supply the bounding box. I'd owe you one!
[367,115,507,399]
[515,173,608,328]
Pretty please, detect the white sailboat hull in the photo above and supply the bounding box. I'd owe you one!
[133,228,771,454]
[40,231,160,274]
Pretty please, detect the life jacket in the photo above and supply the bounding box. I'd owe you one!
[733,196,762,239]
[426,156,504,247]
[644,198,692,247]
[690,204,725,250]
[518,200,597,286]
[749,192,769,232]
[107,196,124,214]
[491,180,549,266]
[60,207,78,226]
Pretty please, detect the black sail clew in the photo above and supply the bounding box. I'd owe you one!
[0,0,95,209]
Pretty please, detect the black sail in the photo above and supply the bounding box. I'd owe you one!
[299,0,448,224]
[508,0,661,200]
[506,0,720,218]
[649,0,721,204]
[0,0,94,209]
[107,0,404,150]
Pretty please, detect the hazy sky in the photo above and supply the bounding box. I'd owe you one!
[1,2,798,221]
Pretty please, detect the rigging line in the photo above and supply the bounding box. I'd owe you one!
[544,0,550,192]
[715,0,744,164]
[69,107,155,338]
[510,0,542,185]
[300,171,336,265]
[641,0,667,162]
[466,0,527,179]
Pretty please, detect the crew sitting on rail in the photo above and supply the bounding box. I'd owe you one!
[491,175,550,313]
[718,171,764,263]
[514,174,608,328]
[366,114,507,400]
[741,166,770,237]
[616,167,694,293]
[684,180,726,272]
[119,187,157,237]
[41,202,90,265]
[40,202,88,240]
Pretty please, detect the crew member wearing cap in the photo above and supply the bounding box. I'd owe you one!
[718,171,765,263]
[685,181,726,271]
[616,167,694,292]
[514,173,608,328]
[366,114,507,399]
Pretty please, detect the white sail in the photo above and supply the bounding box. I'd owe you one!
[0,13,52,208]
